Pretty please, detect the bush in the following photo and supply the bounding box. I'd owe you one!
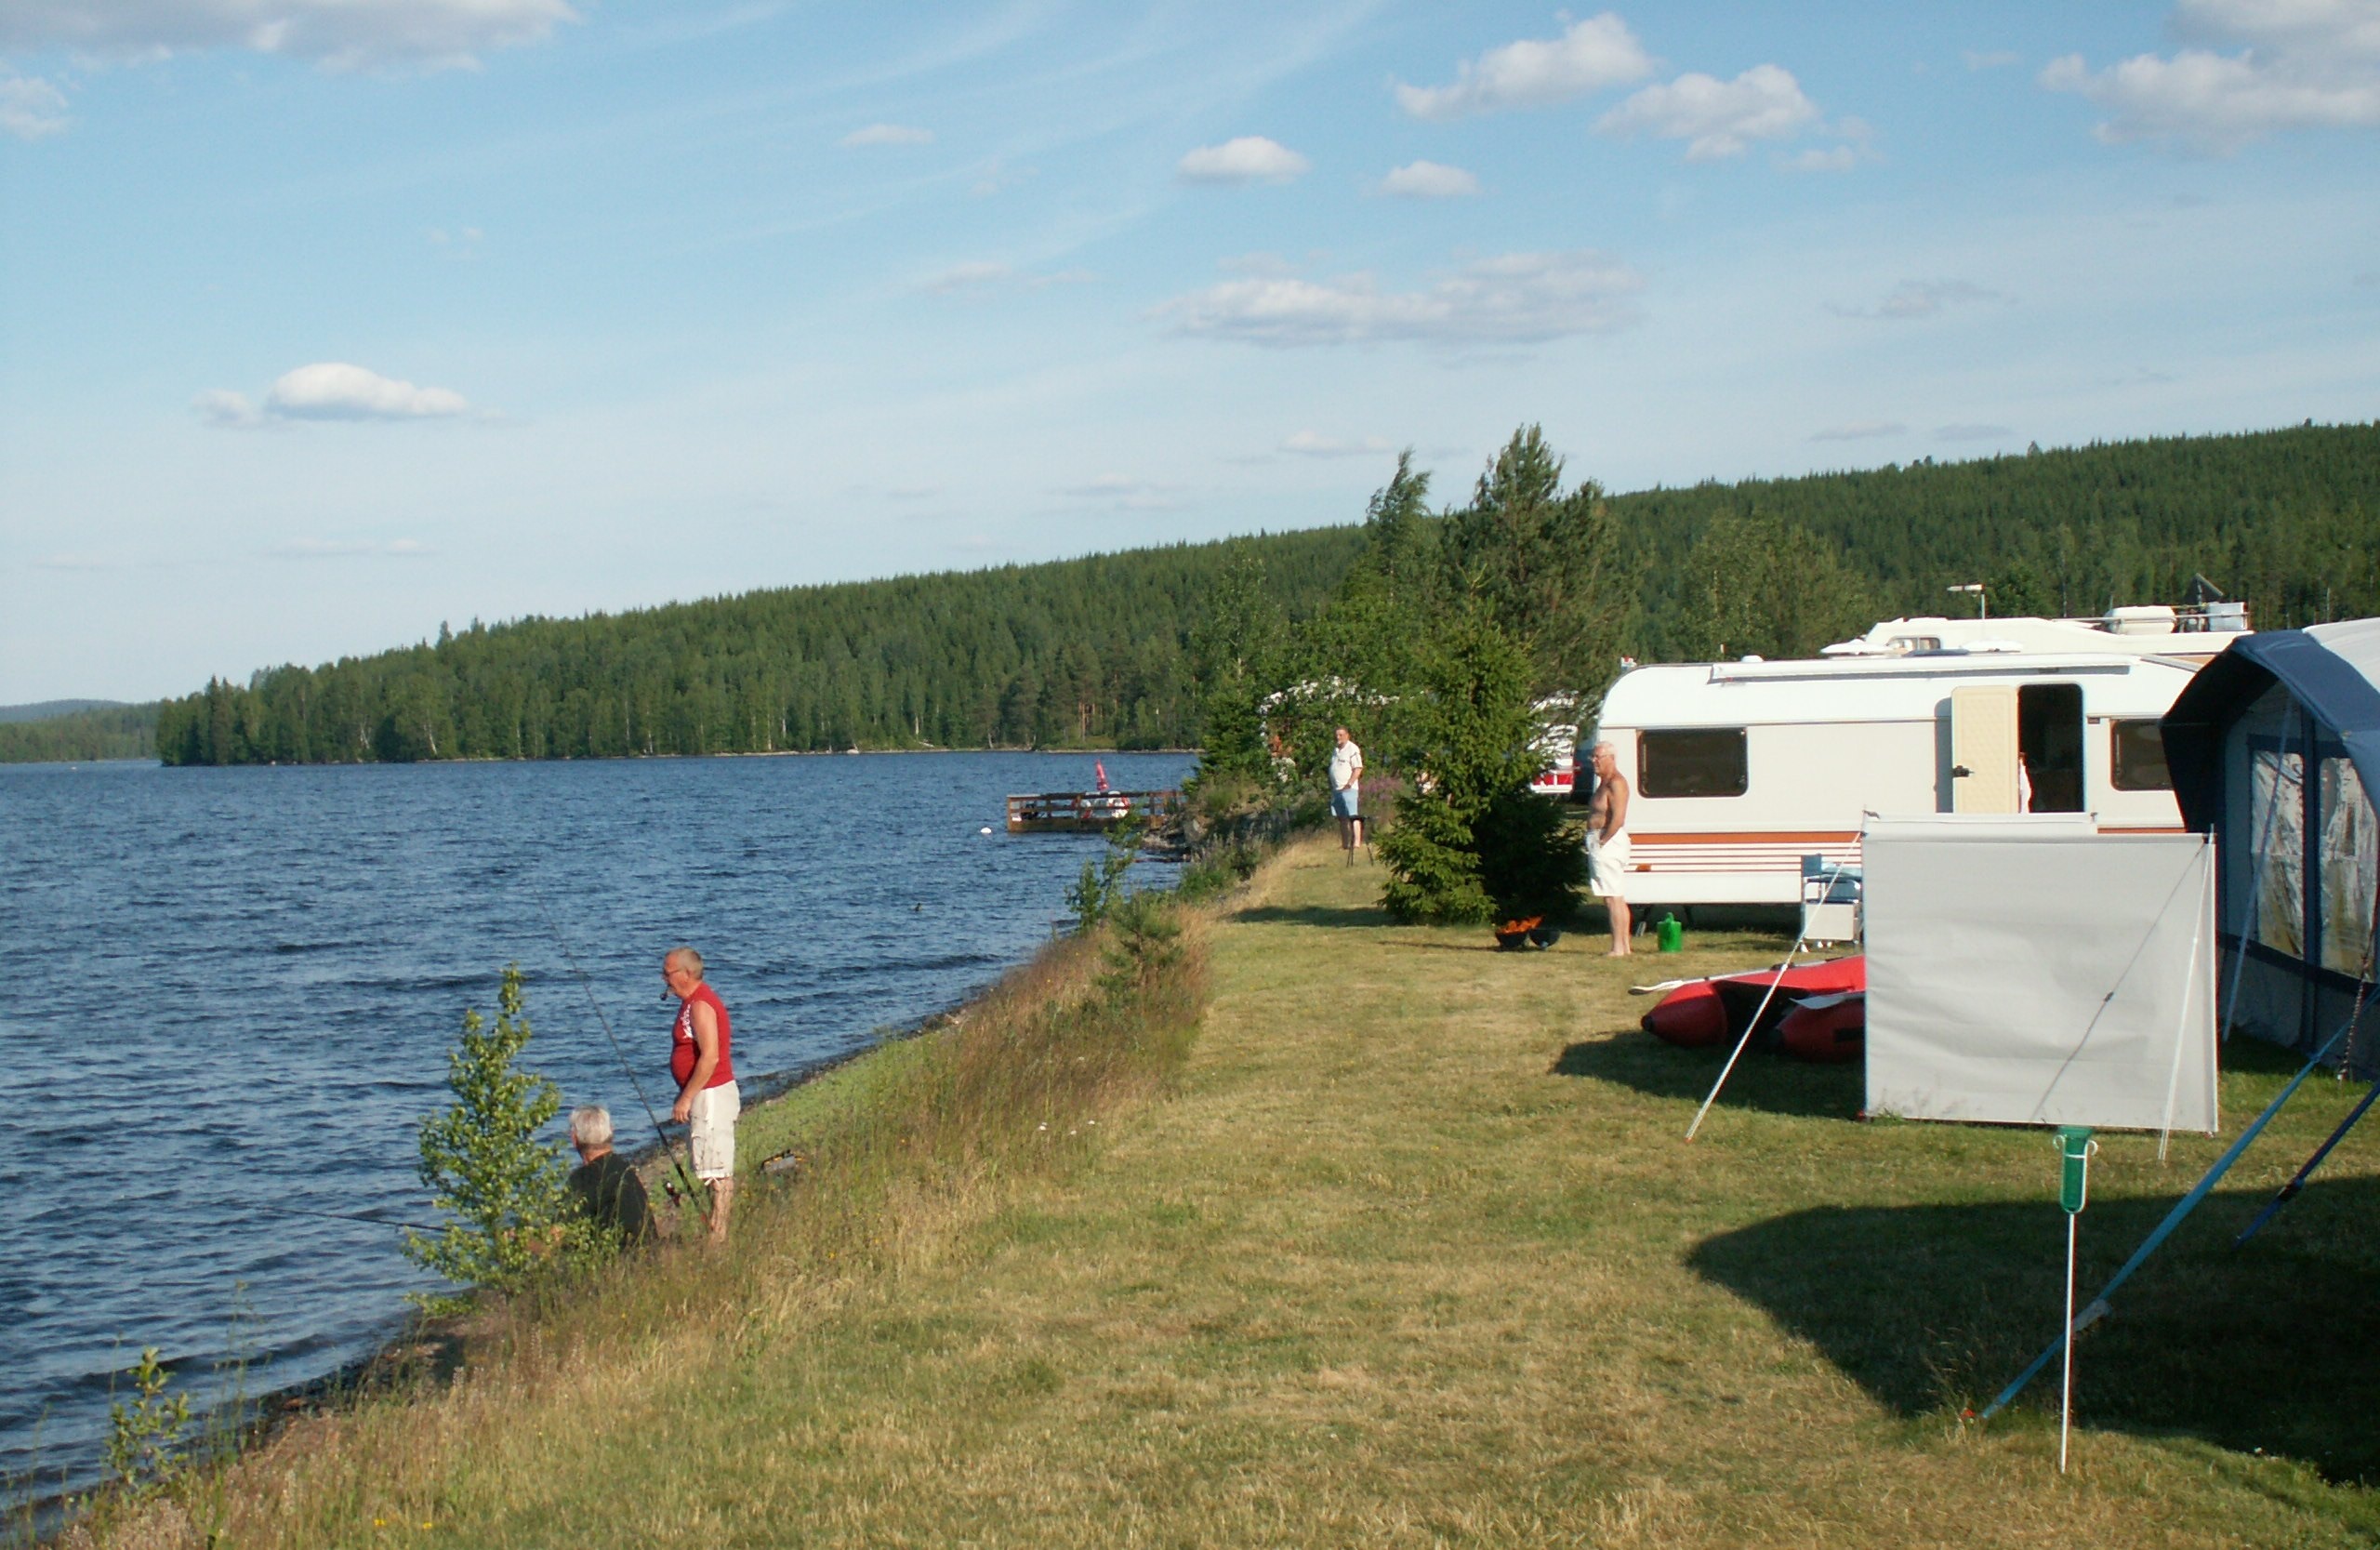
[404,966,594,1305]
[104,1346,191,1498]
[1378,609,1579,926]
[1065,817,1145,933]
[1474,787,1586,923]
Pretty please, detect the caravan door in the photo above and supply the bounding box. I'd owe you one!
[1949,685,2020,813]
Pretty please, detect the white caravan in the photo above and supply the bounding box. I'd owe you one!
[1592,607,2248,909]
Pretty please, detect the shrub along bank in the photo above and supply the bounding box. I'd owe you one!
[68,837,2380,1548]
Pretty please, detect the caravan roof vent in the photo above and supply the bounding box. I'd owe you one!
[2105,604,2178,636]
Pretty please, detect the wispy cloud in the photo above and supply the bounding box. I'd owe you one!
[196,363,477,426]
[1176,136,1309,184]
[1597,63,1820,160]
[1781,116,1880,171]
[1937,422,2015,441]
[1157,249,1643,349]
[1056,474,1181,511]
[2041,0,2380,152]
[271,537,435,560]
[1280,431,1395,457]
[0,0,576,72]
[30,550,161,572]
[1395,13,1652,120]
[1831,279,2007,320]
[840,122,933,147]
[914,261,1095,295]
[0,73,68,139]
[1375,160,1479,198]
[1810,420,1907,441]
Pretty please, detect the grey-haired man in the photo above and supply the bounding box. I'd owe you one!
[566,1105,653,1245]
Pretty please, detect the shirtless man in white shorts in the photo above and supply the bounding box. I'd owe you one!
[1584,740,1633,955]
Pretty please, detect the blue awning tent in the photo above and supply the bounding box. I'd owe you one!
[2162,620,2380,1073]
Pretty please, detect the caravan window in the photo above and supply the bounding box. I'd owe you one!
[1640,728,1748,798]
[2110,718,2174,791]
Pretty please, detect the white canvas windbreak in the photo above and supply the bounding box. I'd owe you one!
[1863,818,2218,1132]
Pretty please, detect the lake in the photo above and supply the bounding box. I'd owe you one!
[0,750,1194,1501]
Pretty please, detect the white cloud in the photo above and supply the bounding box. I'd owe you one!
[0,73,68,139]
[1157,249,1643,349]
[1395,13,1652,119]
[0,0,576,72]
[1376,160,1480,198]
[1280,431,1395,457]
[1176,136,1310,184]
[1832,279,2007,319]
[1596,63,1820,159]
[840,123,933,147]
[266,362,470,419]
[271,537,434,559]
[197,363,475,425]
[915,262,1095,295]
[1810,421,1907,441]
[2041,0,2380,150]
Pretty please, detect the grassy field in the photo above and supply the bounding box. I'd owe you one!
[85,836,2380,1547]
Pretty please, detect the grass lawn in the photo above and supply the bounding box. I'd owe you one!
[119,836,2380,1548]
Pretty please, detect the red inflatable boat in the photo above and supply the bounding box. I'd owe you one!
[1642,957,1866,1054]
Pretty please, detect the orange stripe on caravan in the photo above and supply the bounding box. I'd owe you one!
[1632,831,1862,846]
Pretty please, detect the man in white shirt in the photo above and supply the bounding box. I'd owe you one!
[1328,726,1365,860]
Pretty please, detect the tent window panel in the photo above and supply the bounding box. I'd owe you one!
[2110,718,2174,791]
[2320,755,2377,979]
[2252,748,2307,959]
[1640,728,1748,798]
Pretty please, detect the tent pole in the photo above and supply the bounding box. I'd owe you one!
[2238,903,2380,1245]
[2233,1079,2380,1248]
[1977,1018,2352,1422]
[1684,859,1841,1143]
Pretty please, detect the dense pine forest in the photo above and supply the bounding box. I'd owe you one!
[11,420,2371,767]
[0,703,157,763]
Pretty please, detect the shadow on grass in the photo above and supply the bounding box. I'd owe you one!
[1688,1173,2380,1483]
[1228,904,1397,930]
[1551,1031,1862,1122]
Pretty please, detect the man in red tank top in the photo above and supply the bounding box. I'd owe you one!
[663,946,739,1242]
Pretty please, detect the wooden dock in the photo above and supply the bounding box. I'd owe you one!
[1006,789,1182,834]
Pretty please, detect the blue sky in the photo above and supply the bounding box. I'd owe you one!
[3,1,2376,703]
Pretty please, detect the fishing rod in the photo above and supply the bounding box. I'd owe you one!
[231,1200,449,1235]
[524,880,707,1209]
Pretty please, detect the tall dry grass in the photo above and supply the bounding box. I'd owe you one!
[60,897,1207,1550]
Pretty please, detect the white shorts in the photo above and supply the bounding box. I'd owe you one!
[689,1080,740,1180]
[1587,830,1632,899]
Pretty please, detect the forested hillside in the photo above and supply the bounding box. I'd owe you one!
[152,532,1361,765]
[1613,421,2380,660]
[109,418,2380,767]
[0,703,157,763]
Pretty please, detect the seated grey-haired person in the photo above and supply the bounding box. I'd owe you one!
[566,1105,653,1245]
